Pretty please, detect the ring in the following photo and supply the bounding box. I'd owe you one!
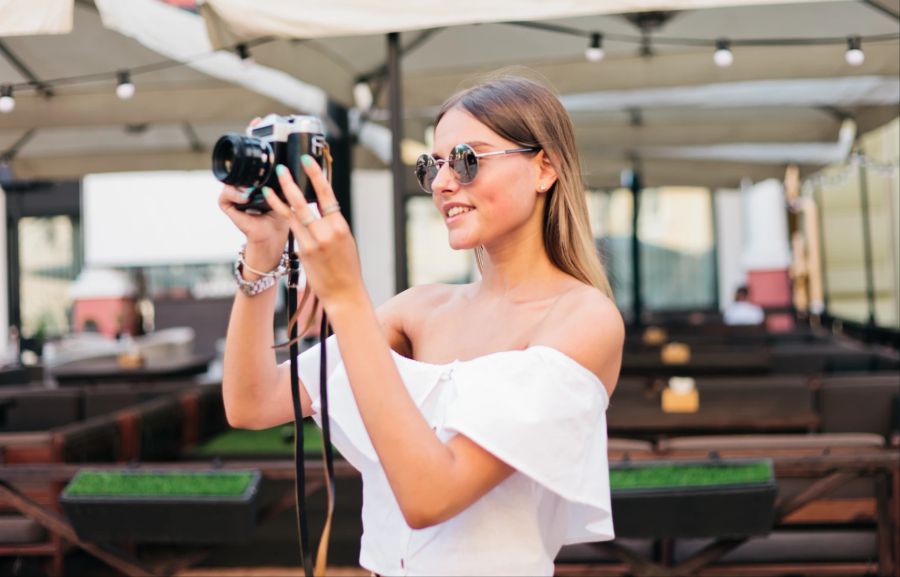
[321,202,341,215]
[299,214,317,226]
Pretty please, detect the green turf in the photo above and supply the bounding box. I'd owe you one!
[65,471,255,497]
[192,420,326,457]
[610,462,772,490]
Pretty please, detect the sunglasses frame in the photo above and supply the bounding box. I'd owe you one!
[415,142,539,193]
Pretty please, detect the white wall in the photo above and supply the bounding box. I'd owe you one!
[351,169,395,307]
[715,188,744,308]
[0,185,8,358]
[82,171,246,267]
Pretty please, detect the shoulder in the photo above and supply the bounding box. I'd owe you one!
[376,283,469,355]
[530,284,625,395]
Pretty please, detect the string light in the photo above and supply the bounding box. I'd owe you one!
[115,71,135,100]
[845,36,865,66]
[0,85,14,113]
[713,38,734,67]
[585,33,605,62]
[236,43,254,67]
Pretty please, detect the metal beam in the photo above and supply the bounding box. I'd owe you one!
[388,32,408,294]
[0,41,53,98]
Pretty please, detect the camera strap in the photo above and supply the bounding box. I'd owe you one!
[288,143,336,577]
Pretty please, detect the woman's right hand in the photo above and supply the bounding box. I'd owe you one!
[217,117,291,270]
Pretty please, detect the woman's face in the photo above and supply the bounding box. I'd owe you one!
[430,108,545,251]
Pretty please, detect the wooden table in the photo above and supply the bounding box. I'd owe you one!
[620,348,772,376]
[607,389,819,436]
[50,354,213,385]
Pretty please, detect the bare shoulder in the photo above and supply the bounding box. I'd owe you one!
[531,284,625,395]
[376,283,465,356]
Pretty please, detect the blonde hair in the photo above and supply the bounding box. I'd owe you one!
[436,73,614,298]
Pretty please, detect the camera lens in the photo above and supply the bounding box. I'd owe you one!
[212,133,274,188]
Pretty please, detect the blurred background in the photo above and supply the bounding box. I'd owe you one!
[0,1,897,576]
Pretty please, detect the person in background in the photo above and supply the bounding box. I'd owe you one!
[723,284,765,326]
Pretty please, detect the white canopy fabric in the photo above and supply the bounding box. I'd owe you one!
[201,0,846,41]
[1,0,898,188]
[0,0,73,36]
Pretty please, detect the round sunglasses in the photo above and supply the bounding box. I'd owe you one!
[414,143,538,193]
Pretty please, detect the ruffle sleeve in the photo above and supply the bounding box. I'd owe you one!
[442,346,614,543]
[296,335,379,471]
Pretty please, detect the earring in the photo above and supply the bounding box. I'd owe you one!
[538,184,546,192]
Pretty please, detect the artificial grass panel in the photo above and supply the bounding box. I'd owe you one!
[193,420,324,457]
[611,462,772,490]
[65,471,254,497]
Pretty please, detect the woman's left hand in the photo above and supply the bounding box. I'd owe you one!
[262,156,368,312]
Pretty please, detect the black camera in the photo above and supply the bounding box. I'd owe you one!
[212,114,327,214]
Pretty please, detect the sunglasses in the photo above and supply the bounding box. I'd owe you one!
[414,142,538,193]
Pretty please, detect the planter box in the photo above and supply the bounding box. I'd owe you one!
[60,469,261,543]
[611,459,777,539]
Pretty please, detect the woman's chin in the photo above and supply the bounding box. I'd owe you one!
[447,232,479,251]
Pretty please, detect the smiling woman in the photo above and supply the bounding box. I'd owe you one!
[218,72,624,576]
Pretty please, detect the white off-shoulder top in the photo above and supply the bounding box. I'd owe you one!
[296,336,614,576]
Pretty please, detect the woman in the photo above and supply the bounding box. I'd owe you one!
[219,74,624,576]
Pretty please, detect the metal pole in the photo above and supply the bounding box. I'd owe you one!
[813,185,830,316]
[629,169,643,326]
[856,153,878,328]
[387,32,408,294]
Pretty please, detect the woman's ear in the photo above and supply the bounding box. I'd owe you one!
[535,150,558,193]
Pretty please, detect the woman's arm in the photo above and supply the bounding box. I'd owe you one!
[327,293,516,529]
[220,241,311,430]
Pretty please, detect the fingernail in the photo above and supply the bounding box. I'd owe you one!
[301,155,315,167]
[276,164,287,176]
[262,187,272,197]
[240,189,252,199]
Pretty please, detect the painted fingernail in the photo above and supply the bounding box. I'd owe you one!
[240,189,252,199]
[262,187,272,197]
[301,155,315,167]
[275,164,287,176]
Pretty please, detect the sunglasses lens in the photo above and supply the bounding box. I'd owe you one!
[415,155,437,192]
[449,144,478,184]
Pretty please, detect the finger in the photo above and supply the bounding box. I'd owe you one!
[299,156,340,216]
[218,185,251,212]
[261,186,316,249]
[275,164,315,217]
[248,116,263,129]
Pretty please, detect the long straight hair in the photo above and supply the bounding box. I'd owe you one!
[435,74,614,298]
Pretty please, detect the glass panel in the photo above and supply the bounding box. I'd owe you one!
[861,118,900,329]
[818,163,869,324]
[637,187,716,312]
[406,196,477,286]
[586,188,633,321]
[18,216,80,340]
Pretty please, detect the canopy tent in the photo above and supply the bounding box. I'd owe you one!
[0,0,897,189]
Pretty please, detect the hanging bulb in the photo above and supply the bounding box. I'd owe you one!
[0,85,14,113]
[713,39,733,68]
[236,43,255,68]
[353,80,373,111]
[116,71,135,100]
[585,33,605,62]
[845,36,864,66]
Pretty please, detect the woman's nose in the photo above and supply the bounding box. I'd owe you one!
[430,162,459,194]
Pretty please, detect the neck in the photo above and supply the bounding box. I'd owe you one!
[476,217,562,303]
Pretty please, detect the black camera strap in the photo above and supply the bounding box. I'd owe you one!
[287,143,337,577]
[286,237,313,577]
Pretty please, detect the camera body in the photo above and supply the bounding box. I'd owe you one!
[212,114,327,213]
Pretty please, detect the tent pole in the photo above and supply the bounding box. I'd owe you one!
[388,32,409,294]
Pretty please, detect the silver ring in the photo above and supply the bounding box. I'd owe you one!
[321,202,341,215]
[299,214,317,226]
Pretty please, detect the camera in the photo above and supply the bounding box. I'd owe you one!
[212,114,327,214]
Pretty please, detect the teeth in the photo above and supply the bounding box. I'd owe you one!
[447,206,473,218]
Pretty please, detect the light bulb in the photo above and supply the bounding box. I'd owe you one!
[845,36,864,66]
[0,86,14,113]
[713,39,733,68]
[116,71,135,100]
[585,33,605,62]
